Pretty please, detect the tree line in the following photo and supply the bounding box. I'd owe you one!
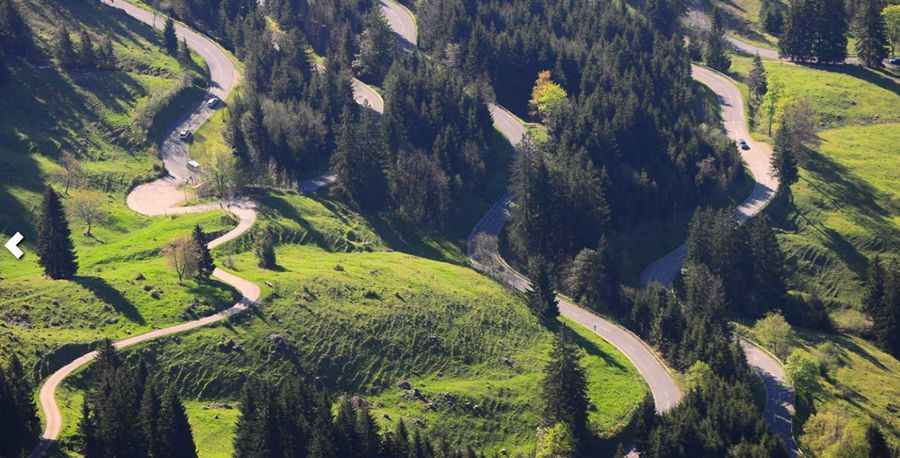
[778,0,892,66]
[0,354,41,458]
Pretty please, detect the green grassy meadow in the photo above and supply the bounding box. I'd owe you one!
[42,189,647,455]
[728,56,900,309]
[0,0,237,382]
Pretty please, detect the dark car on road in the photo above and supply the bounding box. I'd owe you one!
[738,139,750,150]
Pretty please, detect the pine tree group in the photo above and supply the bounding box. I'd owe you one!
[232,378,479,458]
[36,186,78,279]
[192,224,215,280]
[78,341,198,458]
[855,0,890,67]
[780,0,849,63]
[0,355,41,457]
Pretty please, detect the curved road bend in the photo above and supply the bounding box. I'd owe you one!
[637,65,797,454]
[376,0,685,415]
[31,2,261,456]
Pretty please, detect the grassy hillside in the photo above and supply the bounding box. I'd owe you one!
[728,56,900,313]
[0,0,207,236]
[0,0,237,372]
[53,191,648,456]
[742,323,900,450]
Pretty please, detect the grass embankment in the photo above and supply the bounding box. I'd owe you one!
[55,190,647,456]
[729,56,900,313]
[741,323,900,450]
[0,0,236,372]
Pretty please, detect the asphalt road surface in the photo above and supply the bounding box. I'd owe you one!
[30,2,258,456]
[380,0,417,47]
[381,0,686,416]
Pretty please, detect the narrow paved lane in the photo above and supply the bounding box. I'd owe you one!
[640,65,778,286]
[380,0,417,46]
[31,3,257,456]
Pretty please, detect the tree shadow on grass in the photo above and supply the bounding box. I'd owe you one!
[565,323,627,371]
[74,275,146,325]
[801,63,900,96]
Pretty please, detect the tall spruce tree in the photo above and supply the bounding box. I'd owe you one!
[55,25,77,68]
[855,0,890,67]
[747,54,768,113]
[79,29,95,69]
[770,126,799,193]
[37,186,78,279]
[527,256,560,326]
[815,0,849,62]
[780,0,817,61]
[870,260,899,357]
[542,329,589,444]
[704,7,732,71]
[158,389,198,458]
[192,225,214,280]
[163,17,178,55]
[0,355,40,457]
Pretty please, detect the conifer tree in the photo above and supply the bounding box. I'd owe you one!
[140,380,162,458]
[542,329,589,444]
[780,0,817,61]
[178,37,192,66]
[55,25,77,68]
[333,397,357,458]
[815,0,849,63]
[855,0,890,67]
[234,382,262,457]
[100,36,116,70]
[747,54,768,114]
[255,228,276,269]
[863,256,886,316]
[79,30,95,69]
[163,17,178,55]
[704,7,732,72]
[527,256,560,326]
[866,424,891,458]
[37,186,78,279]
[0,0,31,56]
[156,389,198,458]
[0,355,40,457]
[745,217,786,315]
[770,126,799,194]
[78,401,102,458]
[355,404,382,458]
[760,0,785,34]
[192,225,214,280]
[870,260,899,357]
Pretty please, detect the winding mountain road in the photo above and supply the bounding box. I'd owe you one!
[31,2,260,456]
[380,4,798,446]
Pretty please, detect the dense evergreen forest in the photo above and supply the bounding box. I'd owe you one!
[420,0,745,265]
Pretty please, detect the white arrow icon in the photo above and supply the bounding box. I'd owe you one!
[5,232,24,259]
